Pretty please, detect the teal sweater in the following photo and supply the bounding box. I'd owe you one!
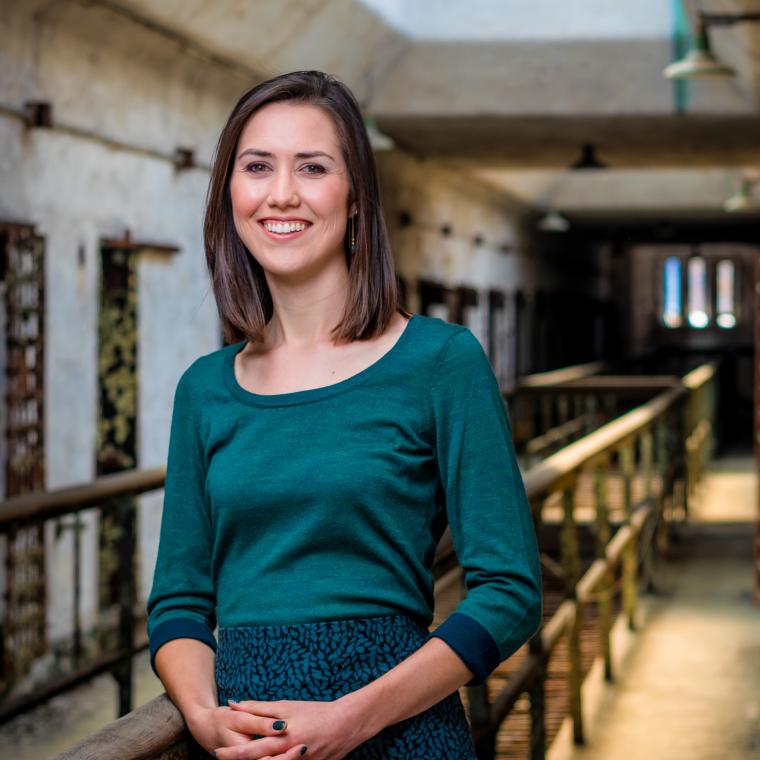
[146,313,542,687]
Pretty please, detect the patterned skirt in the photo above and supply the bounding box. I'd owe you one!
[206,613,478,759]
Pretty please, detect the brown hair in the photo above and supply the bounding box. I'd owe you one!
[203,70,408,346]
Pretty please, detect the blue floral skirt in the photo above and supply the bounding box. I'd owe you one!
[209,613,478,759]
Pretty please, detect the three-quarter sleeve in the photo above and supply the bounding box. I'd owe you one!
[146,368,217,677]
[428,328,542,686]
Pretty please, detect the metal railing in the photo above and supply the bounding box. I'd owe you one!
[7,361,717,759]
[0,468,165,722]
[466,361,716,758]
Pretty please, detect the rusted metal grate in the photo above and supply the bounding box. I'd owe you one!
[0,222,47,689]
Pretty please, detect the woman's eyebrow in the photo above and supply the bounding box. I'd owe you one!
[237,148,335,161]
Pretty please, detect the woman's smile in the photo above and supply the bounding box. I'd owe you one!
[257,217,313,241]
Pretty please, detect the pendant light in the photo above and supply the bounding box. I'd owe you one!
[663,18,735,79]
[723,177,759,213]
[537,209,570,232]
[363,115,395,151]
[570,143,607,170]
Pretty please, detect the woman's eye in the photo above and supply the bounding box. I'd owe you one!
[302,164,325,175]
[245,162,268,173]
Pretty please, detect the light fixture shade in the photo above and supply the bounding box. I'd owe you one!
[538,209,570,232]
[724,178,759,212]
[363,115,395,151]
[663,22,735,79]
[570,143,607,170]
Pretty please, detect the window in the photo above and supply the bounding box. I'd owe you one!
[686,255,709,328]
[715,259,736,329]
[661,251,738,330]
[662,256,682,327]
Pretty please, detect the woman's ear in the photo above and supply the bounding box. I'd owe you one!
[349,201,358,217]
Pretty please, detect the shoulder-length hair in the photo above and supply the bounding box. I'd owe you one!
[203,69,407,346]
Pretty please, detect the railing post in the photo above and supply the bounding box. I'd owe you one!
[541,394,552,436]
[678,396,690,523]
[620,442,638,631]
[528,496,546,760]
[655,420,670,555]
[593,460,613,682]
[558,393,569,426]
[560,483,584,745]
[640,429,656,593]
[111,494,136,717]
[528,630,547,760]
[468,682,494,760]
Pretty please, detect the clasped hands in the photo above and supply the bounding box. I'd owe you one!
[189,696,370,760]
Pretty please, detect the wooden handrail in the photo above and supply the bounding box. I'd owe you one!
[54,693,186,760]
[514,361,608,389]
[0,467,166,524]
[522,385,686,498]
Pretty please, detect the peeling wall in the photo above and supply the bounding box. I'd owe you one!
[0,0,567,649]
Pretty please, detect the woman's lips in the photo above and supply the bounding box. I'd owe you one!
[258,221,312,241]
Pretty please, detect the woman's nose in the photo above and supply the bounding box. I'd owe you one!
[267,169,299,207]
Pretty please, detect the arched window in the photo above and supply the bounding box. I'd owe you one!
[687,255,709,328]
[715,259,736,329]
[662,255,682,328]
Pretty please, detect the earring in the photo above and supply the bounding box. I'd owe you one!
[349,214,357,255]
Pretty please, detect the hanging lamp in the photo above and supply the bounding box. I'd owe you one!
[663,18,735,79]
[570,143,607,170]
[723,177,759,212]
[537,209,570,232]
[363,115,395,151]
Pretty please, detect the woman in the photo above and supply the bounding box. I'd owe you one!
[146,70,542,760]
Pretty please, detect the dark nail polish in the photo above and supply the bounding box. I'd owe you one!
[272,720,286,730]
[300,747,307,756]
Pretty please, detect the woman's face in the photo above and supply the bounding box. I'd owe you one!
[229,101,357,279]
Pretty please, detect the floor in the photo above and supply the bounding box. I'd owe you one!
[548,454,760,760]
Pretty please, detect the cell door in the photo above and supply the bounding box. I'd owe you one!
[95,245,138,643]
[0,222,47,688]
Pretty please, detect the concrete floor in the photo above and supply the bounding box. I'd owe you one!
[0,649,164,759]
[549,454,760,760]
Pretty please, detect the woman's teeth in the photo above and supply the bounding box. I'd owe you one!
[262,221,308,234]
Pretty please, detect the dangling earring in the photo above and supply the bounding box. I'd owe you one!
[349,214,357,255]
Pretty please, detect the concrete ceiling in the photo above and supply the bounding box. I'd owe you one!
[87,0,760,215]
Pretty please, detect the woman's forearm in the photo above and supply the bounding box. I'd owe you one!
[154,638,218,723]
[336,636,475,743]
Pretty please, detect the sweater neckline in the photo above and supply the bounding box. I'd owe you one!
[222,313,419,407]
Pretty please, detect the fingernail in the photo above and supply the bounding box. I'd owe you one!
[272,720,286,730]
[228,698,238,704]
[212,753,218,759]
[300,747,307,756]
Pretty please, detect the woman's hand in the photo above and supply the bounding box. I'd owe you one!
[184,703,290,757]
[211,697,368,760]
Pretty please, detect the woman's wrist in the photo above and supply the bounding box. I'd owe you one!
[335,687,385,744]
[182,701,217,732]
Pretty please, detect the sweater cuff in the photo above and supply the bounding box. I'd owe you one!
[149,618,217,677]
[428,612,501,686]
